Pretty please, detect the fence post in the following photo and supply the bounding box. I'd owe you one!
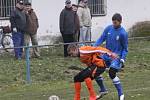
[25,46,31,84]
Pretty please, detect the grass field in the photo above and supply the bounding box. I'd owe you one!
[0,39,150,100]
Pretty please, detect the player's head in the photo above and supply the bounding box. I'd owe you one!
[112,13,122,28]
[67,44,79,57]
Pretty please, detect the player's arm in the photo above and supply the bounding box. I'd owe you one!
[94,26,110,46]
[120,31,128,62]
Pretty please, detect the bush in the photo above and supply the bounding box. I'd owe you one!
[128,21,150,37]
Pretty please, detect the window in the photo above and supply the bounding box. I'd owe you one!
[0,0,29,19]
[88,0,107,16]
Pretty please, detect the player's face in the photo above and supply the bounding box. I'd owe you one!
[112,20,121,28]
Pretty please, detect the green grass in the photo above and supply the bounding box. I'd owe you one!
[0,39,150,100]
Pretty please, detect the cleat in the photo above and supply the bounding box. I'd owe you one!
[119,94,124,100]
[96,91,108,99]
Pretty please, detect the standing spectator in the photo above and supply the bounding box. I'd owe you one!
[72,4,80,42]
[10,0,26,59]
[24,2,40,58]
[77,0,92,42]
[59,0,76,57]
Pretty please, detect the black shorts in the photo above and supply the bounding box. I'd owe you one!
[74,65,105,82]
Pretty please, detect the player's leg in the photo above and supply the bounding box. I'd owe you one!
[84,77,96,100]
[94,67,107,92]
[74,67,91,100]
[84,66,105,100]
[74,81,81,100]
[95,76,108,93]
[84,65,103,100]
[109,59,124,100]
[74,66,97,100]
[95,54,112,98]
[94,68,108,99]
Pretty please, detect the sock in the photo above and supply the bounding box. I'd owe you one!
[95,76,107,92]
[74,82,81,100]
[84,78,96,99]
[112,76,123,96]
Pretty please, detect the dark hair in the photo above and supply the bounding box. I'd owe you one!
[25,2,31,6]
[72,4,78,7]
[112,13,122,22]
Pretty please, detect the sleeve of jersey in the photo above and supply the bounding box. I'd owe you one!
[120,32,128,60]
[79,46,114,67]
[94,26,110,46]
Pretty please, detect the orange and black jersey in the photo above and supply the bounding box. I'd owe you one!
[79,46,114,68]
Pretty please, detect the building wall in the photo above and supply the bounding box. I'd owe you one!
[92,0,150,40]
[32,0,77,36]
[1,0,150,41]
[33,0,150,40]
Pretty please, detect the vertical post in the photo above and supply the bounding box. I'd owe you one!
[25,46,31,84]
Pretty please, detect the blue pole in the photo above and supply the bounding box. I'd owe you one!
[25,46,31,84]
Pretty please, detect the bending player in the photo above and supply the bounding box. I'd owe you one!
[67,44,118,100]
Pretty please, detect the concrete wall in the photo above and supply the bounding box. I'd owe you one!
[32,0,77,36]
[1,0,150,41]
[32,0,150,40]
[92,0,150,40]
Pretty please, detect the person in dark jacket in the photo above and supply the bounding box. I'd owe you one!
[24,2,40,58]
[59,0,77,57]
[72,4,80,42]
[10,0,26,59]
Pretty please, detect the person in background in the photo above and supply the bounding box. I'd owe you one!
[59,0,76,57]
[77,0,92,43]
[10,0,26,59]
[94,13,128,100]
[72,4,80,42]
[24,2,40,58]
